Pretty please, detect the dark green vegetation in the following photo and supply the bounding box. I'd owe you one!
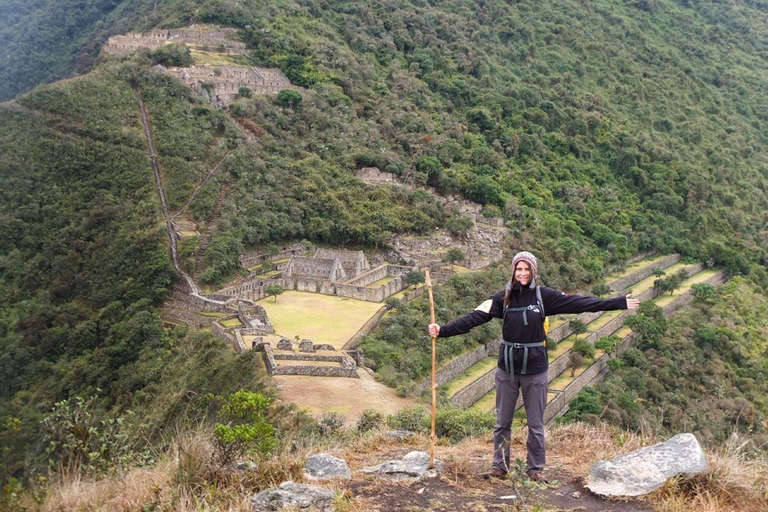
[3,0,768,486]
[0,61,270,481]
[0,0,203,102]
[565,278,768,449]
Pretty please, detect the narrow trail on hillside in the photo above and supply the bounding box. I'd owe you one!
[174,150,231,216]
[195,181,232,279]
[135,89,227,306]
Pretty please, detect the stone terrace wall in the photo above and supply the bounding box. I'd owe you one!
[543,270,725,423]
[272,365,359,378]
[342,306,388,350]
[448,264,711,410]
[450,361,498,408]
[610,253,681,292]
[163,309,218,328]
[260,344,359,378]
[416,339,502,396]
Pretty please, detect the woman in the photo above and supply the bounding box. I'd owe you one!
[428,251,640,481]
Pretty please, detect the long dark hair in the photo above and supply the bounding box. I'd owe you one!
[503,261,527,307]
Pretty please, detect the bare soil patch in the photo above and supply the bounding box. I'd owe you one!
[272,369,416,424]
[344,432,655,512]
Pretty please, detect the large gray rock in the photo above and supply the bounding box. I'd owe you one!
[303,453,351,481]
[587,433,709,497]
[277,338,294,351]
[251,481,335,511]
[366,451,444,482]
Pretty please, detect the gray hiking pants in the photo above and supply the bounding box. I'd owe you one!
[492,368,548,474]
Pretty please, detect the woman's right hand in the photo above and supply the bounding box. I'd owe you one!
[428,323,440,337]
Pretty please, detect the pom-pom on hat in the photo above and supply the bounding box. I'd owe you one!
[512,251,538,277]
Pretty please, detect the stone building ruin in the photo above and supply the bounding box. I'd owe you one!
[101,25,301,104]
[166,65,297,104]
[214,248,413,303]
[101,26,248,55]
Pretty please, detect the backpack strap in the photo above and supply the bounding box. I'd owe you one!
[536,285,545,318]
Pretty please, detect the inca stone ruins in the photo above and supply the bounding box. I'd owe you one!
[213,248,414,304]
[101,26,248,55]
[102,25,300,104]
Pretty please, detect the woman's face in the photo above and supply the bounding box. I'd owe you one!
[514,261,532,286]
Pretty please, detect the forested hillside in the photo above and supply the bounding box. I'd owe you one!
[3,0,768,492]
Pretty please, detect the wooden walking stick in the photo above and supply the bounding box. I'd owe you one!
[426,269,437,469]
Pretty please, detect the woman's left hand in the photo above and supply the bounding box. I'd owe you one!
[626,293,640,310]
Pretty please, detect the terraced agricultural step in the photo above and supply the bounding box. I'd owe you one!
[453,264,719,411]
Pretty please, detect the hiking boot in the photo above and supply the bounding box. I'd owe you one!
[527,471,548,483]
[482,468,508,480]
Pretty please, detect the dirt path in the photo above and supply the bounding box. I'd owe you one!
[341,430,656,512]
[273,369,416,424]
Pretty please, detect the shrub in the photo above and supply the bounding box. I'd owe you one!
[42,396,145,477]
[573,338,596,360]
[277,89,302,107]
[446,215,474,237]
[212,391,276,467]
[591,283,612,297]
[569,351,583,377]
[595,334,621,357]
[316,413,345,437]
[386,407,427,432]
[435,407,494,441]
[356,409,384,433]
[151,43,192,67]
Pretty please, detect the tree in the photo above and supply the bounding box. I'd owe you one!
[405,270,425,289]
[624,302,667,349]
[151,43,192,67]
[569,319,587,340]
[652,268,666,278]
[277,89,302,107]
[595,334,621,358]
[443,248,466,269]
[238,86,252,98]
[265,284,284,302]
[690,283,717,304]
[569,351,583,377]
[573,338,596,360]
[446,215,474,237]
[591,283,611,298]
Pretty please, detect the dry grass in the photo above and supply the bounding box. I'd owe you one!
[37,422,768,512]
[41,432,254,511]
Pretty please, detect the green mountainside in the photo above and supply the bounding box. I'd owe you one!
[2,0,768,488]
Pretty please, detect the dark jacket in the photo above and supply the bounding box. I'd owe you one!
[437,281,628,375]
